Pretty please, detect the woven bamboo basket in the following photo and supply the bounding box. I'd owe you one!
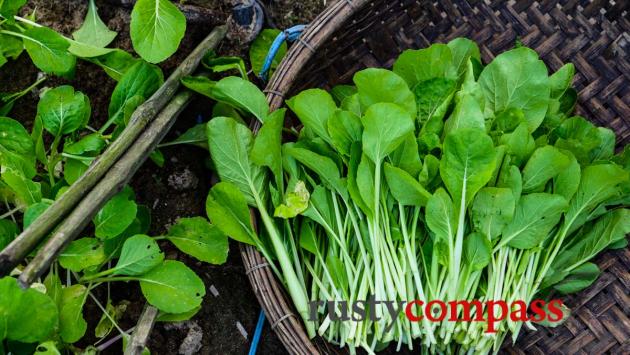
[241,0,630,354]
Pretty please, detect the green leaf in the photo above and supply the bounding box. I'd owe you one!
[182,76,269,123]
[203,54,247,79]
[59,238,106,272]
[160,123,208,150]
[419,154,441,189]
[144,150,162,168]
[37,86,90,137]
[440,128,496,212]
[341,93,361,117]
[361,102,415,164]
[531,302,570,328]
[302,185,337,232]
[64,133,106,156]
[21,27,76,76]
[393,44,454,88]
[443,93,485,135]
[326,254,348,291]
[347,143,370,215]
[23,200,52,229]
[298,222,318,254]
[43,273,63,309]
[33,341,60,355]
[354,68,416,117]
[565,164,629,234]
[206,116,266,206]
[463,232,491,271]
[0,219,18,250]
[212,101,245,123]
[325,109,363,158]
[284,145,344,195]
[0,117,35,177]
[553,151,581,201]
[59,284,88,343]
[166,217,228,264]
[95,300,128,338]
[67,39,115,58]
[130,0,186,63]
[552,209,630,277]
[425,188,456,266]
[73,0,117,47]
[1,169,42,206]
[500,193,568,249]
[112,234,163,275]
[499,122,535,166]
[522,146,571,192]
[447,38,481,79]
[0,33,24,60]
[389,133,422,177]
[356,153,375,213]
[0,277,58,343]
[155,306,201,322]
[478,47,550,131]
[384,163,431,206]
[274,181,310,218]
[287,89,337,144]
[87,49,139,81]
[93,190,138,239]
[250,29,287,76]
[0,0,26,20]
[471,187,515,240]
[206,181,255,245]
[64,158,89,185]
[553,116,601,165]
[549,63,574,99]
[330,85,356,104]
[553,262,599,294]
[589,127,615,162]
[108,61,163,127]
[139,260,205,314]
[251,109,285,187]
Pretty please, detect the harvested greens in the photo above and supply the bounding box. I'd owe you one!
[184,38,630,354]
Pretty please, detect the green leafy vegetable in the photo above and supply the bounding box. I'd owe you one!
[72,0,117,48]
[139,260,205,314]
[165,217,228,264]
[130,0,186,63]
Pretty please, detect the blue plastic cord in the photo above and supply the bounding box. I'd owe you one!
[248,310,266,355]
[259,24,306,81]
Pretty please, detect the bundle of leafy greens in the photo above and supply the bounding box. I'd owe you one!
[183,37,630,354]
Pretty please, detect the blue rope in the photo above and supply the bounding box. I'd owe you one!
[259,24,306,81]
[248,310,266,355]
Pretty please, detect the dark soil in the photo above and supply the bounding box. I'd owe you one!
[1,0,326,354]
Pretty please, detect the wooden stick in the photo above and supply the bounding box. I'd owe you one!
[124,305,158,355]
[0,25,227,276]
[18,89,193,286]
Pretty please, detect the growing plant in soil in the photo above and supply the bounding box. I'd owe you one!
[0,1,231,353]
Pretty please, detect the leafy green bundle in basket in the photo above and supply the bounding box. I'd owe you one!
[183,38,630,354]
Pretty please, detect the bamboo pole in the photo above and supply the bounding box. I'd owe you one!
[0,25,227,276]
[124,305,158,355]
[18,89,194,286]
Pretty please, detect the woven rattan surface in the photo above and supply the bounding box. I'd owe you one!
[241,0,630,354]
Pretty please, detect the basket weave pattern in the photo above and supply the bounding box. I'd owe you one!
[242,0,630,354]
